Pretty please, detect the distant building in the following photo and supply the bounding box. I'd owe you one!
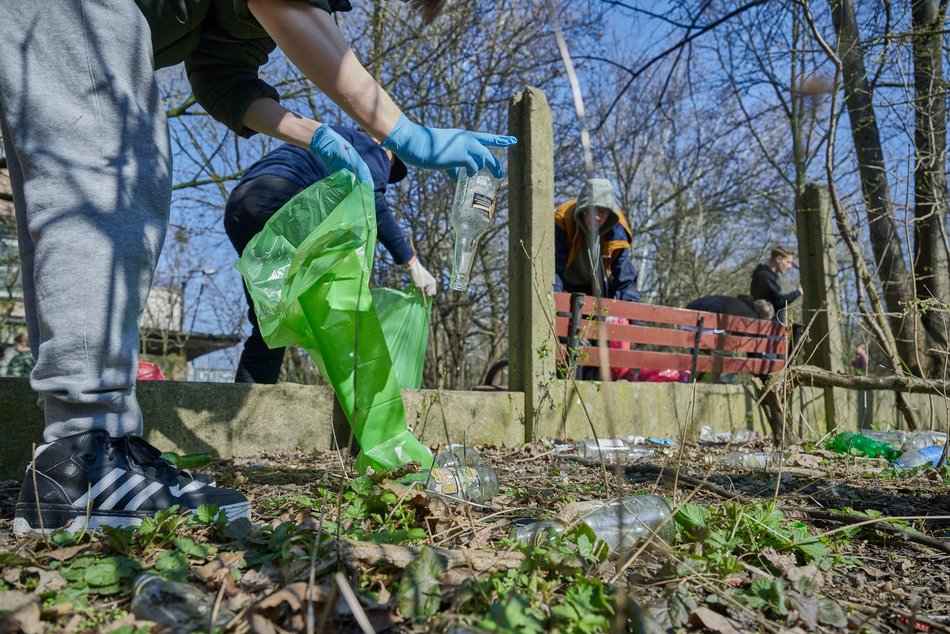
[0,166,238,368]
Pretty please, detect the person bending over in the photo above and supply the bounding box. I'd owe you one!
[225,127,437,383]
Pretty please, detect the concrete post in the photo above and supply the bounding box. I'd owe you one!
[795,182,845,432]
[508,87,556,441]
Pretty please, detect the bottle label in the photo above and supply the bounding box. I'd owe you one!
[471,192,496,218]
[429,467,479,497]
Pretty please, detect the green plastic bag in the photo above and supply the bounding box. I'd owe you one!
[235,171,433,472]
[372,288,431,390]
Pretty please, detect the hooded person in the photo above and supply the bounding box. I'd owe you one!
[553,178,640,302]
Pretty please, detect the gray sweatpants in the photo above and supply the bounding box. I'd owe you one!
[0,0,171,441]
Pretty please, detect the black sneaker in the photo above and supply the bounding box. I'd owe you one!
[13,430,250,535]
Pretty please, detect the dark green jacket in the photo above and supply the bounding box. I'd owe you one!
[135,0,350,136]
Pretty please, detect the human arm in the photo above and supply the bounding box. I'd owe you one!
[245,0,515,176]
[610,250,640,303]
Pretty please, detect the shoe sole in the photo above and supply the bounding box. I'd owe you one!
[12,501,251,535]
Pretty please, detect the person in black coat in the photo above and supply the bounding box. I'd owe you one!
[685,295,774,320]
[750,245,803,322]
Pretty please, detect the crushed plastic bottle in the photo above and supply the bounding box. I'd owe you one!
[704,452,782,470]
[906,430,948,450]
[857,429,907,451]
[426,466,498,503]
[449,168,500,292]
[559,495,675,551]
[434,444,485,468]
[571,439,657,465]
[510,519,566,544]
[699,426,757,445]
[891,445,947,469]
[827,431,901,461]
[131,573,233,632]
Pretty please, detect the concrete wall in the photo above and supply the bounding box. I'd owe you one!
[3,376,946,480]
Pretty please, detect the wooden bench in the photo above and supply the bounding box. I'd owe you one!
[553,292,787,379]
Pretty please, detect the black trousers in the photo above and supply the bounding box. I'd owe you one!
[224,175,305,383]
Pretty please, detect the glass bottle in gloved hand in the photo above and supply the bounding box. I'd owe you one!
[449,168,501,291]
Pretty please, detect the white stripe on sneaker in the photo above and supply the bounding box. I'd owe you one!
[123,482,163,512]
[72,468,126,508]
[97,474,145,510]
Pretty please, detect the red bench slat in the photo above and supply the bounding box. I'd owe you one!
[573,347,786,374]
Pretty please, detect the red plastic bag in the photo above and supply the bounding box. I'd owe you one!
[137,361,167,381]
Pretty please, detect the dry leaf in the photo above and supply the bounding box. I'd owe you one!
[0,599,42,634]
[688,606,742,634]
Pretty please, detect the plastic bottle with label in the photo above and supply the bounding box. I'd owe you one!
[131,573,233,631]
[704,452,782,470]
[426,466,498,503]
[434,444,485,468]
[449,169,500,291]
[891,445,946,469]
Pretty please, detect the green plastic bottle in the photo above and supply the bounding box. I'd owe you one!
[826,432,900,461]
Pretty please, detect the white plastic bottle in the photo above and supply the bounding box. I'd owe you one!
[704,452,782,470]
[858,429,907,450]
[892,445,946,469]
[561,495,675,551]
[449,169,500,291]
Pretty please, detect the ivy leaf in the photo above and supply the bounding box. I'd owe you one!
[194,504,220,525]
[84,561,120,587]
[749,578,789,617]
[396,546,446,619]
[349,475,374,496]
[173,538,214,560]
[154,550,190,582]
[480,593,547,634]
[675,503,708,532]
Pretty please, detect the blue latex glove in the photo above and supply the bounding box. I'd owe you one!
[381,115,517,177]
[310,125,373,183]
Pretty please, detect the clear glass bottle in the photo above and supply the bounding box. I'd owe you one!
[449,169,500,291]
[131,573,233,631]
[704,452,782,470]
[892,445,946,469]
[434,444,485,468]
[858,429,907,451]
[426,466,498,503]
[906,430,948,450]
[561,495,675,551]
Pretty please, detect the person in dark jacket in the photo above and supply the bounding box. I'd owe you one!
[2,0,517,534]
[750,245,803,321]
[554,179,639,302]
[685,295,774,320]
[226,127,436,383]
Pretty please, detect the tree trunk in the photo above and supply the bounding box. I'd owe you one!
[830,0,931,376]
[912,0,950,374]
